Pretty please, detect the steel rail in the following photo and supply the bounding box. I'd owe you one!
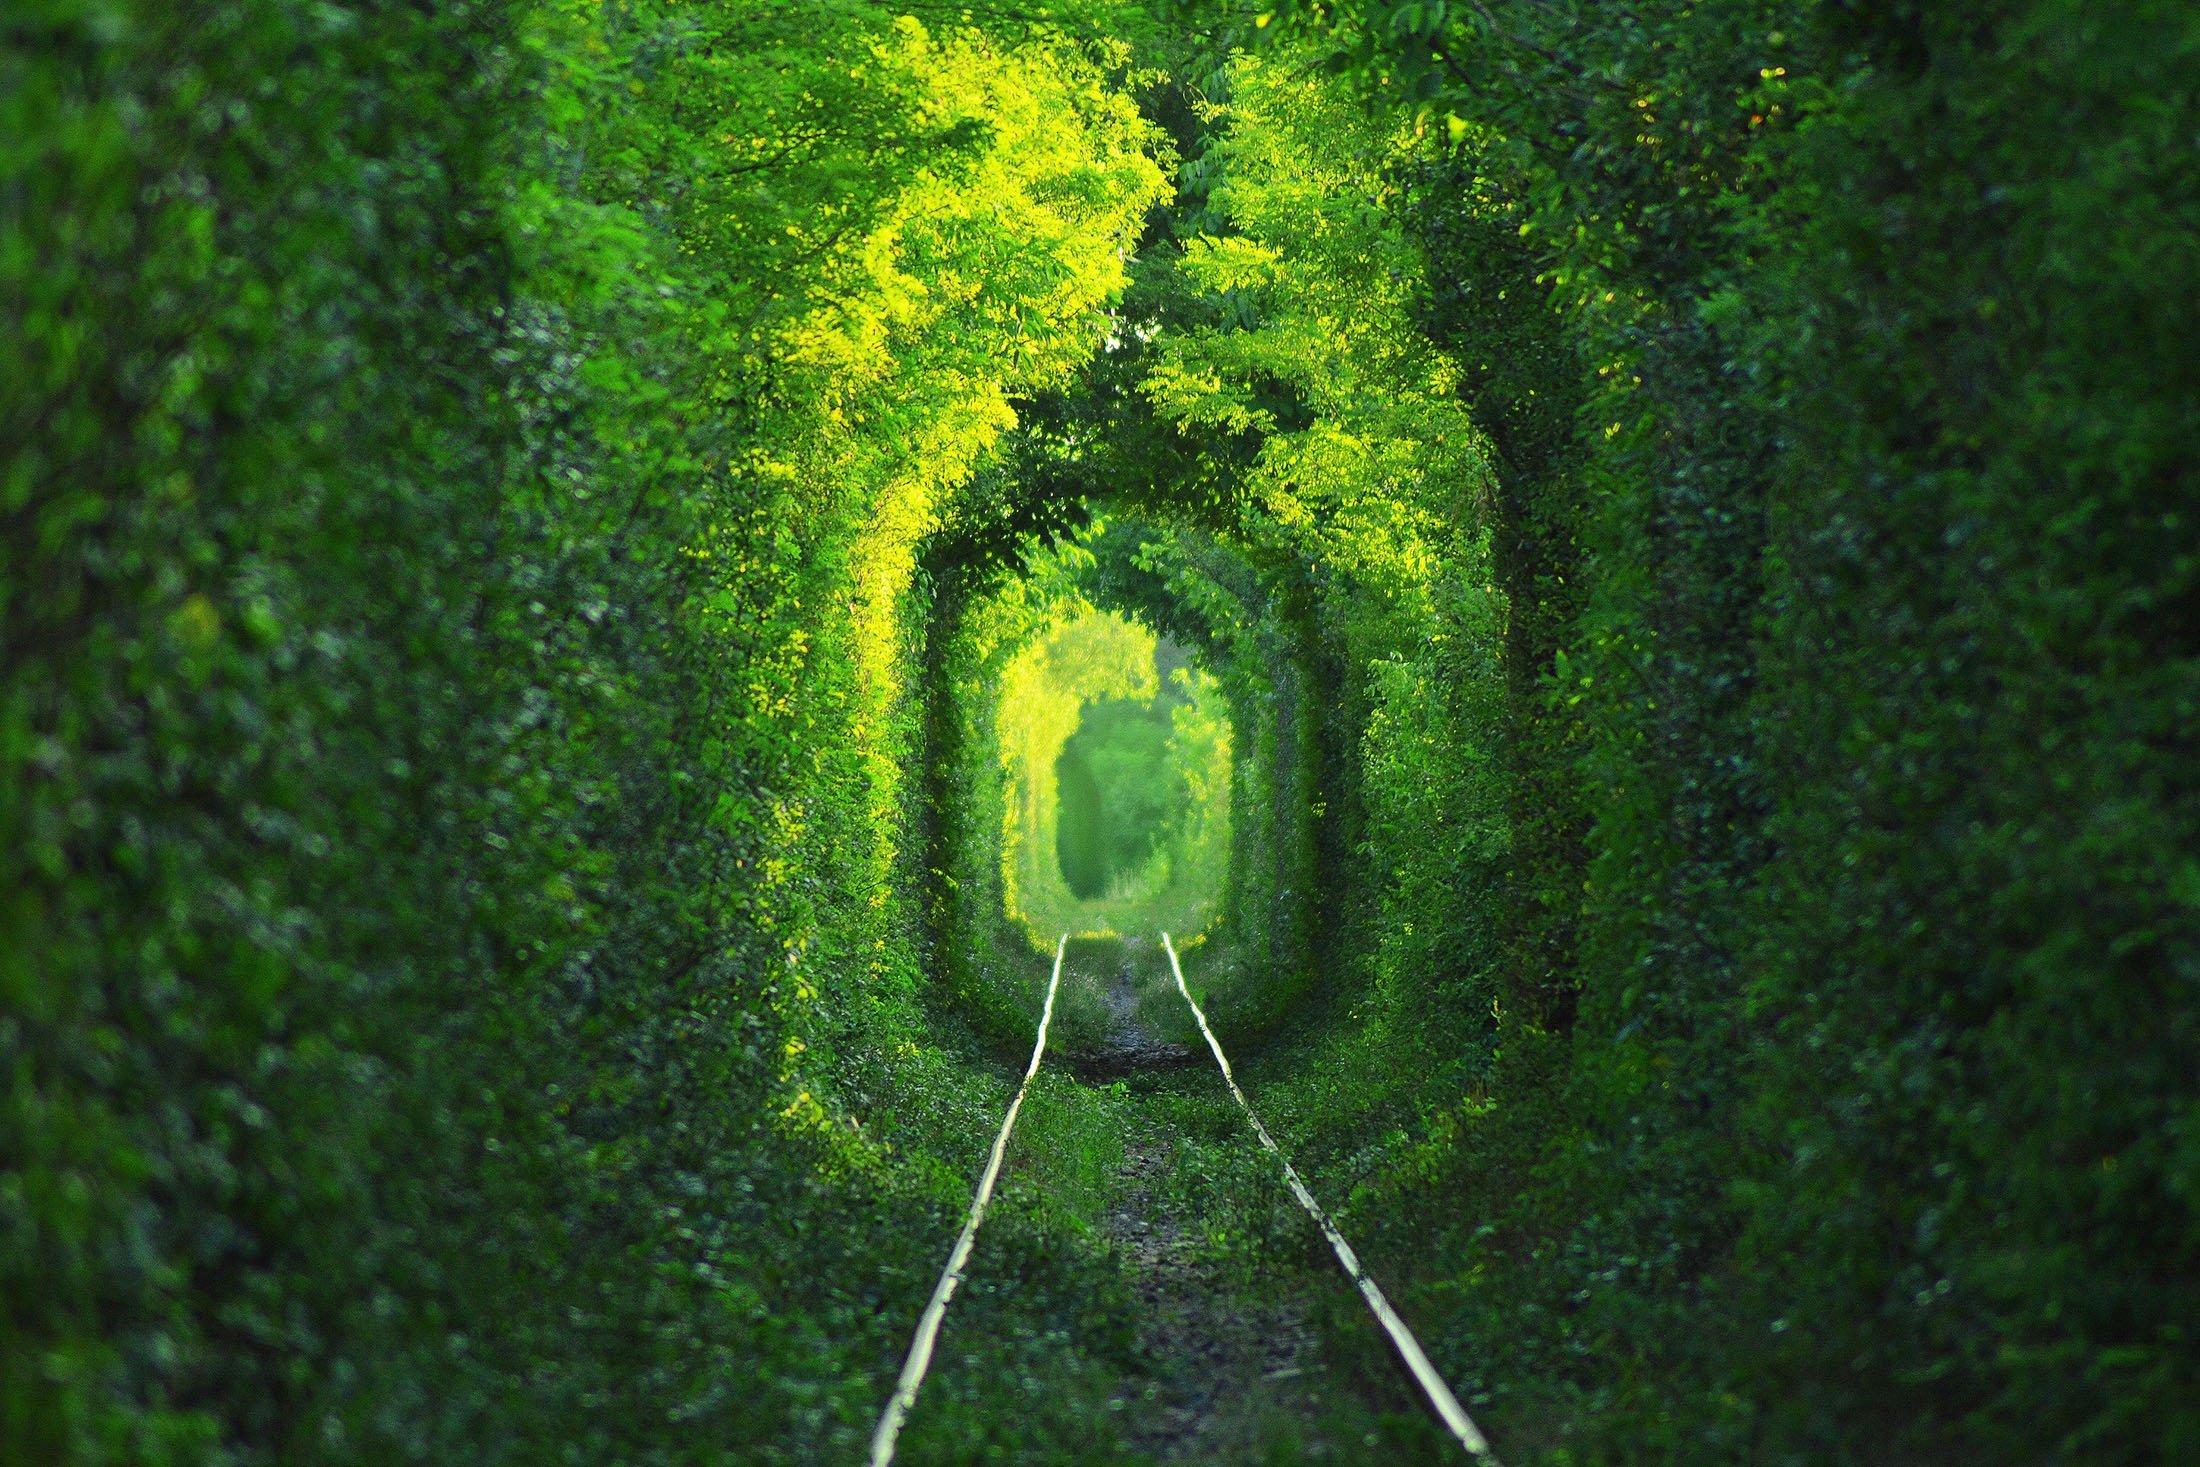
[1160,932,1503,1463]
[866,933,1067,1467]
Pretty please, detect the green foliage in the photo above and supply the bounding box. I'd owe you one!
[1057,699,1183,900]
[13,1,2196,1462]
[994,601,1162,932]
[1238,3,2200,1461]
[4,1,1169,1461]
[1018,648,1232,933]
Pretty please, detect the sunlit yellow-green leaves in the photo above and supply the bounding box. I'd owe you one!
[997,606,1232,945]
[1146,52,1492,653]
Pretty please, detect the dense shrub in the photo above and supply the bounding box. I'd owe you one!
[4,2,1164,1460]
[1253,1,2200,1459]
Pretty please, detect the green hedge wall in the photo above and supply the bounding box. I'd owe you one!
[1260,1,2200,1459]
[1,3,887,1458]
[4,2,1166,1461]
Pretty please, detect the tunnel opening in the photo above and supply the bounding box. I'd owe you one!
[1054,695,1185,901]
[992,603,1233,950]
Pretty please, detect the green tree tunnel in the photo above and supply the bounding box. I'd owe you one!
[6,2,2197,1464]
[1055,698,1186,904]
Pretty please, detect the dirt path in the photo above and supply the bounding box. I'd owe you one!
[1061,938,1195,1080]
[1086,955,1352,1463]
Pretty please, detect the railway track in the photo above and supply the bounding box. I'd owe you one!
[866,934,1066,1467]
[867,933,1499,1464]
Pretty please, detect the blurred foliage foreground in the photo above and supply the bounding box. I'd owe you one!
[6,0,2197,1464]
